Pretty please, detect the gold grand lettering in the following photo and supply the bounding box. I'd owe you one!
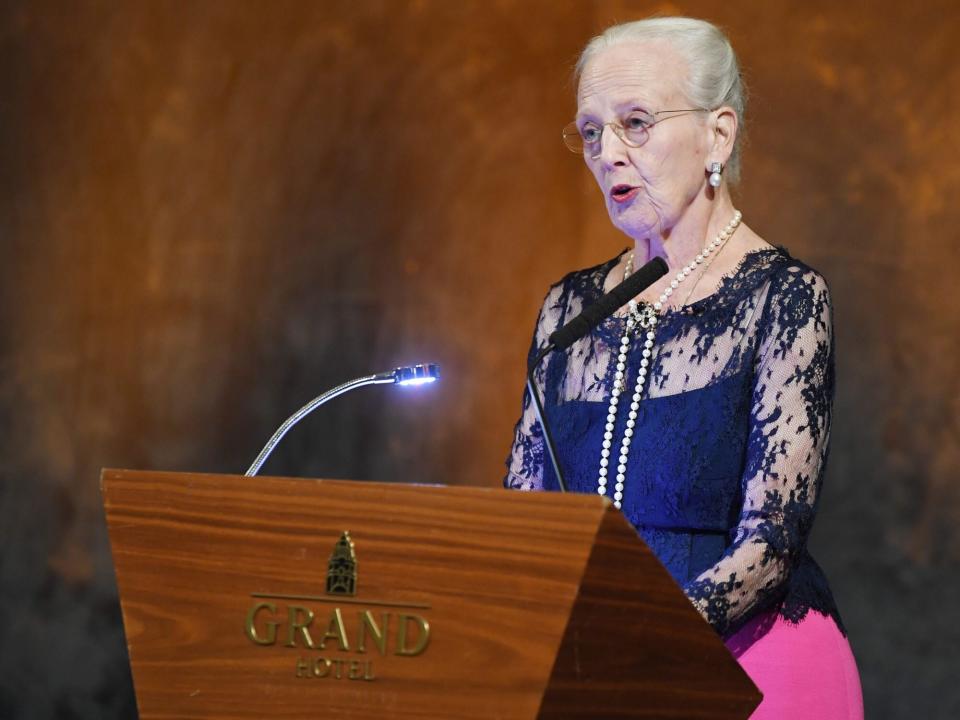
[356,611,389,655]
[285,605,316,648]
[395,614,430,656]
[246,594,432,678]
[245,602,279,646]
[317,607,350,651]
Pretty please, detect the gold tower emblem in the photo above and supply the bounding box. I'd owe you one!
[326,531,358,596]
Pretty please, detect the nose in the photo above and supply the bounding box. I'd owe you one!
[593,124,629,167]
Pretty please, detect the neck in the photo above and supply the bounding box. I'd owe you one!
[632,189,737,272]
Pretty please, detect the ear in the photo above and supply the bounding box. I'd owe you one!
[707,105,738,168]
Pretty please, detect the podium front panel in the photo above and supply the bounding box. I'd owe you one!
[102,470,604,720]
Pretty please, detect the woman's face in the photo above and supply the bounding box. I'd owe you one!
[577,40,714,241]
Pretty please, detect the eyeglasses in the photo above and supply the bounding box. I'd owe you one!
[562,108,710,157]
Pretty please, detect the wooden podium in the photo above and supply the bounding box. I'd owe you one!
[102,469,761,719]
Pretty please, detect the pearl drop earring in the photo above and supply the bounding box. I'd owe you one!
[708,162,724,188]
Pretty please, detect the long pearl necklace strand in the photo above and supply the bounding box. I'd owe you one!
[598,210,743,508]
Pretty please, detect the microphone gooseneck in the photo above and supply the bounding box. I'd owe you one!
[527,256,669,494]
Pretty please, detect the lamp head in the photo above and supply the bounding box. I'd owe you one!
[393,363,440,386]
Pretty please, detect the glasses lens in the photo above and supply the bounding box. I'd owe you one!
[621,112,653,147]
[562,122,584,154]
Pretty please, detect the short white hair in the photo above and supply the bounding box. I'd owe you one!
[576,17,747,184]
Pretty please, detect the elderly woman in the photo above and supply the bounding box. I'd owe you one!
[505,17,863,720]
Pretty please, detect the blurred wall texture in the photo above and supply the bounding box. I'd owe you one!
[1,1,958,718]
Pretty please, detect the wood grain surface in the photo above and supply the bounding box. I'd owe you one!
[541,510,761,719]
[102,469,758,719]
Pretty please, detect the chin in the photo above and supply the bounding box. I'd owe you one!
[608,205,655,240]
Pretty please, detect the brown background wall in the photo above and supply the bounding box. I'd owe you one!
[1,1,957,718]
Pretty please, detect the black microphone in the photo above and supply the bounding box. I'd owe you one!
[526,256,669,494]
[548,256,668,351]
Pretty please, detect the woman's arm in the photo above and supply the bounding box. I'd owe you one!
[682,265,835,636]
[503,282,570,491]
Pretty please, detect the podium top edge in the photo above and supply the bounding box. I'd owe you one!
[99,467,615,510]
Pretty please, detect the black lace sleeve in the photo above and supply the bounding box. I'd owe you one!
[503,282,571,491]
[682,265,835,636]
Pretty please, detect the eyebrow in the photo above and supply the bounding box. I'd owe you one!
[576,102,652,122]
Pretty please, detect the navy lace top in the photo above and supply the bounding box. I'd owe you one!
[504,246,845,639]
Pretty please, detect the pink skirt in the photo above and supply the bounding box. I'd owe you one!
[724,609,864,719]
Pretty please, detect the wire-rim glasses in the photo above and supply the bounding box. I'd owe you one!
[562,108,710,157]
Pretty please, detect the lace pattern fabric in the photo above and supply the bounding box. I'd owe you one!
[504,247,845,638]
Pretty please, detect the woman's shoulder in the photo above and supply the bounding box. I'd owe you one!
[743,247,833,347]
[759,247,833,313]
[726,244,831,304]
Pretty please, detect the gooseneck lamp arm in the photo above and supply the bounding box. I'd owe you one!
[244,363,440,477]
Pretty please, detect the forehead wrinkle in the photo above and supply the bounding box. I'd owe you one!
[578,66,673,112]
[578,41,687,109]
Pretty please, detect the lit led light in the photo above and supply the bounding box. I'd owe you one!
[396,376,437,387]
[392,363,440,387]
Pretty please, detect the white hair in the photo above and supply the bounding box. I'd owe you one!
[576,17,747,184]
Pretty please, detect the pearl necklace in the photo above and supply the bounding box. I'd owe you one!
[598,210,743,508]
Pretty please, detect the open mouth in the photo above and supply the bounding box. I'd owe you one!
[610,184,640,203]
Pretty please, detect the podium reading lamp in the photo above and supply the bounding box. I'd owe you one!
[244,363,440,476]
